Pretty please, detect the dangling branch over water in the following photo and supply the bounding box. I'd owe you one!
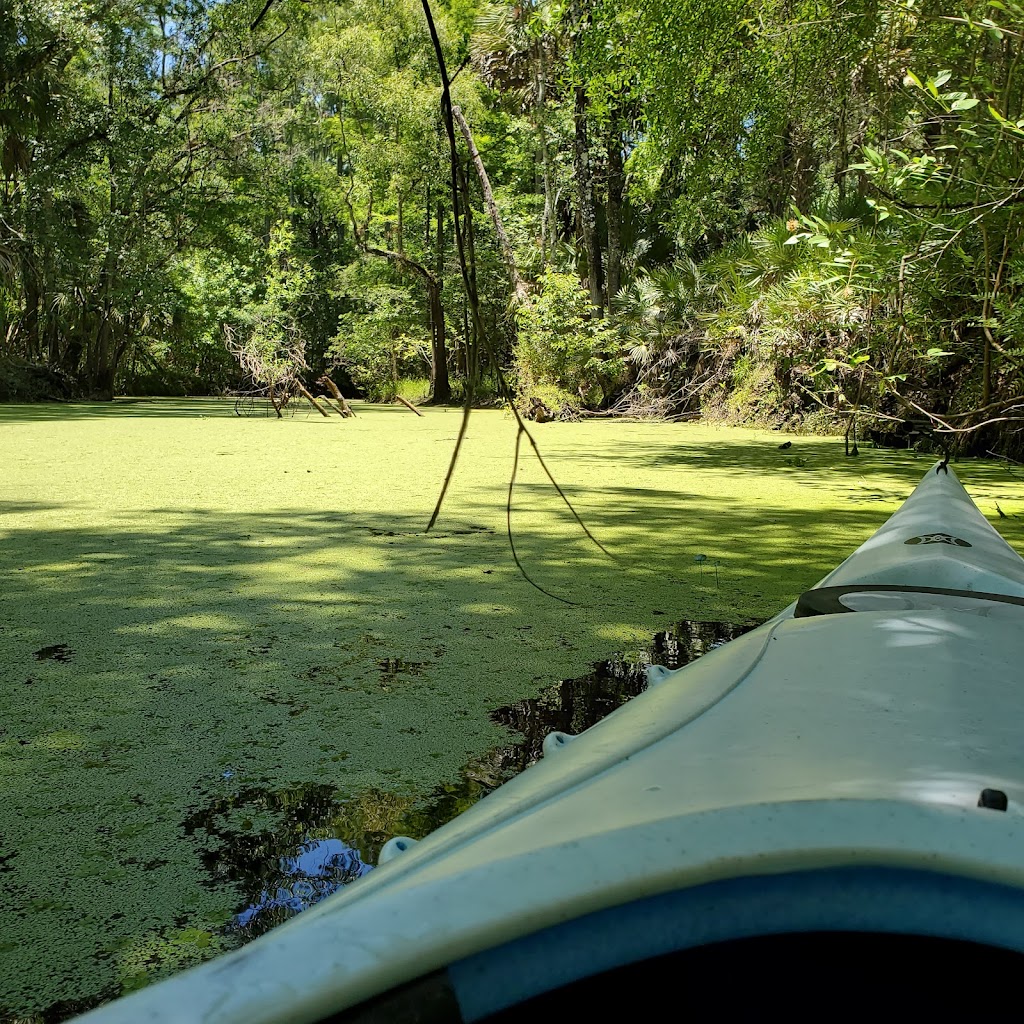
[420,0,613,598]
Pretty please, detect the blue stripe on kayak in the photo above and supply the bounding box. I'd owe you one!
[448,867,1024,1020]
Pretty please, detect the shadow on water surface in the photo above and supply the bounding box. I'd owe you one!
[187,618,757,940]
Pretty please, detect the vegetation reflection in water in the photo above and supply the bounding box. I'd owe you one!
[190,618,757,939]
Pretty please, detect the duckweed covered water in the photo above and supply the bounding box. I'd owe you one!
[187,618,756,939]
[2,398,1024,1019]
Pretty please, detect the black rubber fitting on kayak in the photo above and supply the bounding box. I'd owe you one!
[794,585,1024,618]
[978,789,1009,812]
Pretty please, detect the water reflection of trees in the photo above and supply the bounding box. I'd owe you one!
[232,839,371,936]
[183,785,418,938]
[185,618,757,938]
[652,619,755,670]
[490,619,757,768]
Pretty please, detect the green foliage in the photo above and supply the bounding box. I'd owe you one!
[15,400,1015,1017]
[161,249,258,394]
[0,0,308,397]
[605,259,709,413]
[330,254,437,400]
[226,222,315,391]
[514,271,626,410]
[3,0,1024,449]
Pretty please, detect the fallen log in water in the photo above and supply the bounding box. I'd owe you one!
[395,395,423,416]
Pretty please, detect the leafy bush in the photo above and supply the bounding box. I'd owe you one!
[395,377,431,404]
[513,270,626,412]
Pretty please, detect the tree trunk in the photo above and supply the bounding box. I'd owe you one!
[21,264,40,360]
[452,105,530,304]
[319,375,355,416]
[424,182,431,248]
[435,201,444,290]
[461,168,479,319]
[94,362,116,401]
[775,121,818,215]
[429,282,450,404]
[982,328,993,406]
[268,382,284,418]
[420,0,486,371]
[606,122,624,303]
[297,381,331,416]
[397,190,404,255]
[429,203,450,403]
[574,86,603,316]
[88,308,116,399]
[395,394,424,416]
[89,312,116,399]
[91,36,118,401]
[355,238,448,402]
[535,40,556,263]
[46,316,60,367]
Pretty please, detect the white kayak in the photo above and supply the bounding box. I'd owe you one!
[79,463,1024,1021]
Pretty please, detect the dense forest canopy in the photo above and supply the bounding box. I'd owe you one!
[3,0,1024,452]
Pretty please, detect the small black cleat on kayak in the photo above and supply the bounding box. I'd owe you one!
[778,441,792,450]
[978,788,1008,811]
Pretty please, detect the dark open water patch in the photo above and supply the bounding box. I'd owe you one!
[33,644,74,663]
[492,620,755,766]
[185,619,758,939]
[181,784,375,938]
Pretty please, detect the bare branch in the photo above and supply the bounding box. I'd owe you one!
[420,0,613,597]
[506,427,576,605]
[250,0,281,32]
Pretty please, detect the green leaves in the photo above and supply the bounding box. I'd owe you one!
[816,352,870,374]
[514,270,626,409]
[902,68,985,119]
[986,102,1024,138]
[783,214,860,250]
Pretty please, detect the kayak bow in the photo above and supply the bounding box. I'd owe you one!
[78,463,1024,1021]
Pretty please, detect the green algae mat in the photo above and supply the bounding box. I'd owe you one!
[2,398,1024,1019]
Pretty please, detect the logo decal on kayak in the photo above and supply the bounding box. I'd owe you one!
[904,533,972,547]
